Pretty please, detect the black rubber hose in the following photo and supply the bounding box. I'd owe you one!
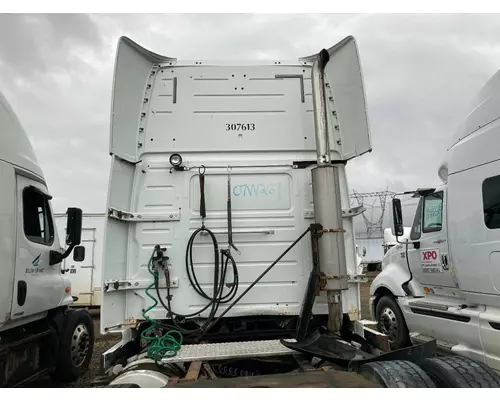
[153,225,239,335]
[151,226,310,339]
[196,226,312,341]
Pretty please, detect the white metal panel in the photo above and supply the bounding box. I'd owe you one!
[0,161,16,328]
[0,90,43,179]
[102,153,364,331]
[449,69,500,152]
[400,297,486,365]
[62,229,94,305]
[109,35,371,163]
[447,69,500,178]
[479,307,500,371]
[383,227,411,245]
[11,175,65,321]
[110,37,175,163]
[102,36,369,333]
[107,159,313,320]
[301,36,372,161]
[356,238,384,263]
[143,65,317,154]
[55,214,106,306]
[447,159,500,304]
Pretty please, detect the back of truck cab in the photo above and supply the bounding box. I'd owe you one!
[101,36,371,334]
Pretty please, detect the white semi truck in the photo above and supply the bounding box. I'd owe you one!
[355,228,410,273]
[356,237,384,272]
[370,67,500,383]
[0,90,94,386]
[382,227,411,254]
[95,35,500,388]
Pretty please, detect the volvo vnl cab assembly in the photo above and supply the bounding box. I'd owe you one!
[96,36,500,388]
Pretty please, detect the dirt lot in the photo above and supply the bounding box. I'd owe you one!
[26,271,378,387]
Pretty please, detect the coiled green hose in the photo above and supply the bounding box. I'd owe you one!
[140,250,183,361]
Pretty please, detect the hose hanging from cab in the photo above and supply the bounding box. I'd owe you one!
[152,166,239,335]
[141,247,183,360]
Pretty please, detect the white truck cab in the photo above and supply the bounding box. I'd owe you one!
[370,68,500,372]
[382,227,410,254]
[0,89,94,386]
[95,35,500,390]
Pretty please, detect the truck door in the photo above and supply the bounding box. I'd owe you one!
[11,174,65,321]
[406,189,457,289]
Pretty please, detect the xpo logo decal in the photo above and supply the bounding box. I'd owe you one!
[420,248,442,273]
[422,250,438,261]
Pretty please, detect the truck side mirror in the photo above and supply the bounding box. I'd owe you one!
[50,207,84,266]
[392,198,404,237]
[73,245,86,262]
[66,207,83,246]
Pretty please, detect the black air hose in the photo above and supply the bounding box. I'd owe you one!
[152,167,239,336]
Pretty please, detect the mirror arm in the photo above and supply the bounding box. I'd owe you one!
[61,243,76,259]
[49,250,63,266]
[49,243,77,266]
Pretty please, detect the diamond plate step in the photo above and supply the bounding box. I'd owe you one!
[161,339,298,363]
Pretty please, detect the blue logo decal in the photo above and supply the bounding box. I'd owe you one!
[32,254,41,267]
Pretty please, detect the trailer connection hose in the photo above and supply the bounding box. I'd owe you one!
[151,167,239,336]
[195,226,312,341]
[141,248,183,361]
[154,226,239,335]
[142,166,311,355]
[143,225,311,362]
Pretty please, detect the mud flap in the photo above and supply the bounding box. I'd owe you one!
[0,329,54,387]
[280,330,437,372]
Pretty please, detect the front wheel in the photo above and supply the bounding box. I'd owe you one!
[375,295,411,350]
[51,309,95,382]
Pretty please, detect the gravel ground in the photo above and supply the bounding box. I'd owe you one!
[26,271,379,387]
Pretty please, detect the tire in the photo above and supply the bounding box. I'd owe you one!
[358,360,436,388]
[375,295,411,350]
[50,309,95,382]
[106,384,141,388]
[367,264,377,272]
[417,356,500,388]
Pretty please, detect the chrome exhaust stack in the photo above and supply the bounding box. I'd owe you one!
[311,49,348,332]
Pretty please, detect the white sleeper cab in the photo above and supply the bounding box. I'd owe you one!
[96,36,500,389]
[0,90,94,386]
[370,68,500,375]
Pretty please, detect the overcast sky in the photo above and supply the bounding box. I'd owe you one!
[1,13,500,235]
